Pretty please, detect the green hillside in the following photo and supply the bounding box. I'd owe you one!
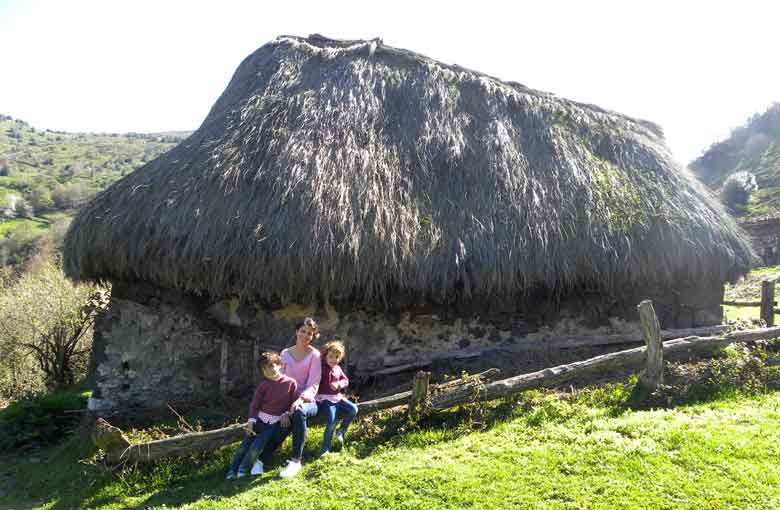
[0,114,187,267]
[690,104,780,217]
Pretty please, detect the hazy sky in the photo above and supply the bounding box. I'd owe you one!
[0,0,778,164]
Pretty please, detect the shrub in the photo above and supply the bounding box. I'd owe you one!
[644,343,779,407]
[0,388,88,450]
[0,257,107,392]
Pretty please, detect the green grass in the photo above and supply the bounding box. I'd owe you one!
[0,216,50,236]
[2,383,780,510]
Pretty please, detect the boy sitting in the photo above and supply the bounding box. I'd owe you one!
[226,351,297,479]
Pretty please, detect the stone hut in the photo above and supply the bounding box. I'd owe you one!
[64,35,755,410]
[738,213,780,265]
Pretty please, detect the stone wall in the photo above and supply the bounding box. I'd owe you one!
[88,279,724,411]
[740,219,780,266]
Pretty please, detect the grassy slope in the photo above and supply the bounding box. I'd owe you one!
[690,105,780,218]
[734,142,780,217]
[0,115,185,244]
[2,386,779,510]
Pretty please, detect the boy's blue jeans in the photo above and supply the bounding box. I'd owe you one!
[318,398,358,453]
[257,402,318,462]
[227,420,285,475]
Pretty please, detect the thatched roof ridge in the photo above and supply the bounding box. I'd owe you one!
[64,34,755,304]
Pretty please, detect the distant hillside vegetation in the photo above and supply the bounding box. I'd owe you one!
[0,114,189,268]
[690,103,780,217]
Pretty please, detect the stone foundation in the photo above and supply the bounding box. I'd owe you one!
[739,217,780,266]
[89,279,724,410]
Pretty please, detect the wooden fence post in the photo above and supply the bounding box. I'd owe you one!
[761,280,775,327]
[220,338,229,397]
[637,300,663,391]
[408,370,431,420]
[253,337,261,384]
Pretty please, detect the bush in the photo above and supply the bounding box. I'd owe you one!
[0,257,107,393]
[29,187,55,215]
[0,388,88,450]
[0,224,41,267]
[644,343,780,407]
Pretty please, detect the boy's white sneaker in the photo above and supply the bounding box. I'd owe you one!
[278,459,302,478]
[335,432,345,449]
[251,460,264,475]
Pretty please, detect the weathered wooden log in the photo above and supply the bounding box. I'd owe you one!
[545,325,728,349]
[219,338,229,396]
[435,368,501,390]
[96,421,248,464]
[253,338,262,384]
[374,347,502,375]
[723,300,777,307]
[638,300,663,391]
[408,371,431,420]
[429,325,780,411]
[92,418,132,463]
[762,281,775,326]
[358,368,501,414]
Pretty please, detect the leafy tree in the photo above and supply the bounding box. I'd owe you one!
[29,187,55,215]
[0,258,108,391]
[14,198,31,218]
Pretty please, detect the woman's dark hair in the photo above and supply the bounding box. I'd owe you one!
[296,317,320,341]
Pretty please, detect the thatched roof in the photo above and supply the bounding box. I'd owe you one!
[64,34,755,304]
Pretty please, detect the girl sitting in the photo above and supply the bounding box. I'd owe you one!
[316,340,358,455]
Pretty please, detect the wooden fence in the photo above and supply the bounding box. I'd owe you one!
[723,279,777,326]
[93,299,780,465]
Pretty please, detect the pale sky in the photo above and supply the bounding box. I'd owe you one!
[0,0,778,164]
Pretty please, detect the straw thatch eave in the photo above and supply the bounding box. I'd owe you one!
[63,34,756,305]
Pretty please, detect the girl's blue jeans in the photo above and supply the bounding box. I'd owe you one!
[227,420,285,475]
[318,398,358,453]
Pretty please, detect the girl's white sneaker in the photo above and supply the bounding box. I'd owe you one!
[278,459,302,478]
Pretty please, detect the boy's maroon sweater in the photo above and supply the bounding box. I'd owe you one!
[248,375,298,419]
[317,361,348,395]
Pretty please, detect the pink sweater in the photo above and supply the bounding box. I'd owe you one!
[280,347,322,401]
